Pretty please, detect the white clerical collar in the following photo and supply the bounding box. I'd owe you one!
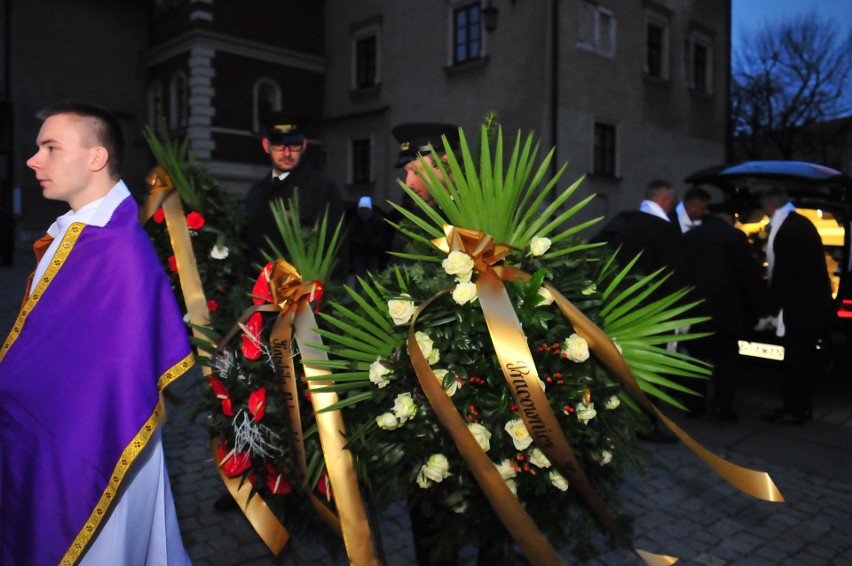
[675,201,700,233]
[47,181,131,237]
[639,199,671,222]
[273,171,291,182]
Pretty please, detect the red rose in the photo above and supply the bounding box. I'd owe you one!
[167,255,178,273]
[264,464,293,494]
[218,443,252,477]
[248,387,267,422]
[241,312,263,360]
[207,299,219,312]
[186,211,205,230]
[251,263,275,305]
[153,207,166,223]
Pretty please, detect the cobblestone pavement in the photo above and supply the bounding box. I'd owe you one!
[2,247,851,565]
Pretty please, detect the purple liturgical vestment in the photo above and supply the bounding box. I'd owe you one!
[0,191,193,564]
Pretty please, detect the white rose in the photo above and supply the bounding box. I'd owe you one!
[604,395,621,410]
[433,369,459,397]
[504,418,533,450]
[494,459,517,480]
[581,283,597,296]
[529,236,552,256]
[575,402,597,425]
[538,379,547,392]
[442,250,474,282]
[416,471,432,489]
[376,412,399,430]
[369,359,392,388]
[467,423,492,452]
[528,448,552,469]
[392,393,417,423]
[505,478,518,495]
[388,295,416,326]
[597,450,613,466]
[537,287,555,306]
[451,499,467,514]
[415,331,440,365]
[210,244,230,260]
[563,333,590,362]
[452,281,478,305]
[421,454,450,483]
[549,470,569,492]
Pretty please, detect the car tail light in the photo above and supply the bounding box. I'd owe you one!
[839,299,852,318]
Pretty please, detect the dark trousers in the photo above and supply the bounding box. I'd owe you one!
[685,333,740,412]
[780,335,817,418]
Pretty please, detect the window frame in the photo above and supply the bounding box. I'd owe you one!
[351,22,381,90]
[350,136,373,185]
[147,81,164,129]
[451,2,484,65]
[577,1,617,59]
[253,78,282,133]
[592,121,618,178]
[683,31,714,95]
[168,71,188,130]
[644,12,670,80]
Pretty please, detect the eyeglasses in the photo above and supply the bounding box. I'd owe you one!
[269,143,304,153]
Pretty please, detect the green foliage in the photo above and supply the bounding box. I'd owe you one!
[142,126,251,333]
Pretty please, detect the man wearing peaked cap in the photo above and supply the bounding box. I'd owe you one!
[392,122,459,206]
[243,111,343,267]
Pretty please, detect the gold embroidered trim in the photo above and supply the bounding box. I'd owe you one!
[61,351,193,565]
[0,223,85,363]
[159,352,195,391]
[61,403,164,566]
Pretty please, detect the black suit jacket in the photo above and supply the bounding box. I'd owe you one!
[769,211,833,337]
[615,211,686,296]
[244,162,343,266]
[683,215,765,335]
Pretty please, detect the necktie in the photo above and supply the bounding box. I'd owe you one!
[23,233,55,304]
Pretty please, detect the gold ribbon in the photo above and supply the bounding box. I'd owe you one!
[142,167,212,358]
[422,225,676,565]
[142,168,290,555]
[219,261,378,564]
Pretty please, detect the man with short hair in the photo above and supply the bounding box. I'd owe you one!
[244,113,343,266]
[673,186,711,233]
[683,202,765,422]
[0,103,192,564]
[616,179,686,296]
[759,187,833,425]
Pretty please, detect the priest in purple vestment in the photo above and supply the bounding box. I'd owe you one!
[0,103,193,565]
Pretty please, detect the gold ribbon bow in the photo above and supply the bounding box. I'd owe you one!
[219,261,378,564]
[432,224,514,272]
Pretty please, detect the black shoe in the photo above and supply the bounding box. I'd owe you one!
[213,493,239,512]
[712,407,739,423]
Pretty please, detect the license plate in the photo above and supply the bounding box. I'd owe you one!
[737,340,785,361]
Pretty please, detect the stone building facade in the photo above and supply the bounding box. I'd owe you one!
[1,0,730,239]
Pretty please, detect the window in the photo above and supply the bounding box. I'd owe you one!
[147,81,164,129]
[253,78,281,132]
[578,2,616,58]
[684,33,713,94]
[453,3,482,64]
[354,35,378,88]
[169,71,188,130]
[593,122,616,177]
[351,138,372,184]
[644,15,669,79]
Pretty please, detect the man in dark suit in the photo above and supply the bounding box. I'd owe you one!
[683,203,765,422]
[244,113,343,267]
[760,188,834,425]
[614,179,684,442]
[672,186,711,233]
[616,179,686,297]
